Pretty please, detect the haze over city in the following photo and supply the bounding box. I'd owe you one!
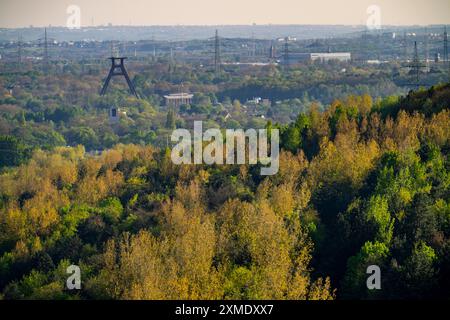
[0,0,449,28]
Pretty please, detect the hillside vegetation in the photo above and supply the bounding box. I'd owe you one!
[0,83,448,299]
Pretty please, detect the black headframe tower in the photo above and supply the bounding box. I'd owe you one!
[100,57,139,98]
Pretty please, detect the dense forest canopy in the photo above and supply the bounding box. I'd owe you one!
[0,77,448,299]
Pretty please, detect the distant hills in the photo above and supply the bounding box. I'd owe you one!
[0,24,447,42]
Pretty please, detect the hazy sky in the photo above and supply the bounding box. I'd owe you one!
[0,0,449,28]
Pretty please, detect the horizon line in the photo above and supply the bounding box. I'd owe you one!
[1,23,449,30]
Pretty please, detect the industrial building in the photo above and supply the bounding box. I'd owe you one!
[282,52,351,64]
[310,52,351,62]
[164,93,194,108]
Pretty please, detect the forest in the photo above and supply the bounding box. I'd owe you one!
[0,81,448,299]
[0,55,448,155]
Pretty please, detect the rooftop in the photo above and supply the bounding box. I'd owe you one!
[164,93,194,99]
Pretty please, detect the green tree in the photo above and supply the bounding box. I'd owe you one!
[0,135,29,168]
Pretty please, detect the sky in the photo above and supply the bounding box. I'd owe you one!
[0,0,449,28]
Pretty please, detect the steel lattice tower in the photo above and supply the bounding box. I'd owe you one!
[404,41,426,88]
[251,32,256,57]
[37,28,55,73]
[403,31,408,61]
[269,41,276,59]
[284,37,289,67]
[214,29,221,75]
[44,28,49,70]
[444,26,448,62]
[17,34,22,70]
[445,26,449,80]
[424,28,429,71]
[412,41,420,84]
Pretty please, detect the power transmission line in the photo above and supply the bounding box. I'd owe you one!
[403,41,426,88]
[444,26,449,80]
[269,40,276,60]
[444,26,448,63]
[214,29,221,76]
[402,31,408,61]
[44,28,48,71]
[283,37,289,68]
[424,27,429,71]
[36,28,55,73]
[17,34,22,71]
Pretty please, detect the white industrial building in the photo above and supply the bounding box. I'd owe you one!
[164,93,194,108]
[282,52,351,64]
[310,52,351,62]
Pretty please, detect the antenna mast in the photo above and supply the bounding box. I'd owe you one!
[283,37,289,67]
[17,34,22,71]
[444,26,448,63]
[214,29,221,75]
[424,28,429,71]
[402,31,408,61]
[251,32,256,57]
[44,28,49,71]
[269,40,276,59]
[444,26,449,80]
[404,41,426,88]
